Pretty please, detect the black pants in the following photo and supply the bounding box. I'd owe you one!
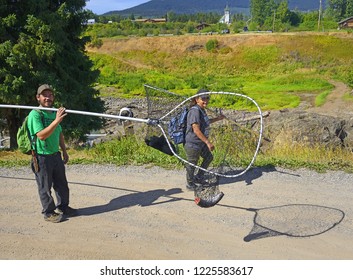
[184,143,213,184]
[32,152,69,215]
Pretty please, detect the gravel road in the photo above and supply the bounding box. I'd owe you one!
[1,164,353,260]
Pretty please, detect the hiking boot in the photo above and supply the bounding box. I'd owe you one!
[44,212,63,223]
[186,182,197,191]
[57,206,78,217]
[194,177,210,187]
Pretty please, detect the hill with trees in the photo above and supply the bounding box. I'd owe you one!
[105,0,325,17]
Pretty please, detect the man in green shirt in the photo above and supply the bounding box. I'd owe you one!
[27,84,76,223]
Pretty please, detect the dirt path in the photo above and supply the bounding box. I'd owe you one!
[308,80,353,117]
[1,164,353,260]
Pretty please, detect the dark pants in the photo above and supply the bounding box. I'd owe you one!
[32,152,69,215]
[184,143,213,184]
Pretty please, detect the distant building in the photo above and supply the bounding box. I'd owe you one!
[196,23,210,30]
[87,19,95,25]
[219,5,231,25]
[338,16,353,29]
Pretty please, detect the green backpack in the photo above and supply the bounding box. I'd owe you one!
[17,111,43,154]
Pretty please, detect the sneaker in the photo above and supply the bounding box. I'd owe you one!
[57,206,77,217]
[44,212,63,223]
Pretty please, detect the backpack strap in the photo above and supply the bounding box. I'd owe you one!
[30,110,45,152]
[186,105,201,136]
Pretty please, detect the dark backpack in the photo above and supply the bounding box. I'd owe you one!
[17,111,44,154]
[168,106,201,145]
[168,106,189,145]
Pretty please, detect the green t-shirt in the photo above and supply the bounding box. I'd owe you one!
[27,109,62,155]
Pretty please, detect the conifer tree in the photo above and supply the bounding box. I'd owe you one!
[326,0,353,20]
[345,0,353,18]
[0,0,104,148]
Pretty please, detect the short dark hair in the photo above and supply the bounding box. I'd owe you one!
[196,88,210,100]
[196,88,209,94]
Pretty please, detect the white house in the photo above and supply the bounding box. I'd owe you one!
[87,19,95,25]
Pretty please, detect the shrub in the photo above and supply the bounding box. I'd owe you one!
[205,39,219,52]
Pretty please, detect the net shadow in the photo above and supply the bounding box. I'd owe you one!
[243,204,345,242]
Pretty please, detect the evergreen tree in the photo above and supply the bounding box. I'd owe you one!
[326,0,349,20]
[250,0,277,28]
[346,0,353,18]
[276,1,291,24]
[0,0,104,148]
[250,0,267,27]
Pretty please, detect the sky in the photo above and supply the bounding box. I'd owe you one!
[85,0,150,15]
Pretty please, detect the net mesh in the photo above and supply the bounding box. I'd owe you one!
[144,85,263,207]
[144,84,262,178]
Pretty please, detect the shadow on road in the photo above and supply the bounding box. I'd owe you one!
[76,187,183,216]
[1,173,345,242]
[219,166,301,186]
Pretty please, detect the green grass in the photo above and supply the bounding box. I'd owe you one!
[2,135,352,173]
[256,143,353,173]
[88,33,353,111]
[315,90,331,107]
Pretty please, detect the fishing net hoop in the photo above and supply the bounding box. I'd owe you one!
[144,85,264,179]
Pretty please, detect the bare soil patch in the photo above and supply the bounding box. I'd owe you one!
[307,80,353,117]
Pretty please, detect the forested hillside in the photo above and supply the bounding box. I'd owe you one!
[106,0,324,16]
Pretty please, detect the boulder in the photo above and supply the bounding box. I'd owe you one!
[264,110,353,150]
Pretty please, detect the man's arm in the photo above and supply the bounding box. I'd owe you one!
[36,107,67,140]
[209,114,225,124]
[192,123,214,151]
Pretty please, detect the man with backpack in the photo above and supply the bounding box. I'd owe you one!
[27,84,76,223]
[184,89,225,190]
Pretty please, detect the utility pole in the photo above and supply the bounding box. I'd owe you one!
[318,0,322,31]
[273,10,276,32]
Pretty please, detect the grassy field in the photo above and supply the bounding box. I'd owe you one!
[88,32,353,111]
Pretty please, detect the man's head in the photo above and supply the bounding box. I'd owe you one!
[195,88,210,108]
[36,84,54,107]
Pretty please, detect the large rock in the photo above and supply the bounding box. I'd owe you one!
[264,110,353,150]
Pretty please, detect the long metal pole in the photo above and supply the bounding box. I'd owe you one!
[0,104,150,124]
[1,90,263,179]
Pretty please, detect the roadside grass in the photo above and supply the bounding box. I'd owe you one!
[256,143,353,173]
[1,136,352,173]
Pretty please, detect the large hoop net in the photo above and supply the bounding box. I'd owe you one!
[144,85,264,207]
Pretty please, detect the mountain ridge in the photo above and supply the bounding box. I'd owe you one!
[104,0,324,17]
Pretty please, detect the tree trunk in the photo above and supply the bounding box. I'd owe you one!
[5,109,22,149]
